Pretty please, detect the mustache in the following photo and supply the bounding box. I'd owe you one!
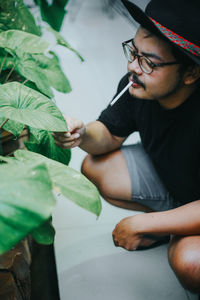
[128,72,145,89]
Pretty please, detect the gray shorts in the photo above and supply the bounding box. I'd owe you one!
[121,143,182,211]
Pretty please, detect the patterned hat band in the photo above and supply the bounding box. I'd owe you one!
[149,17,200,57]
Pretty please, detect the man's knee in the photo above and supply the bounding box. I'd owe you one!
[81,153,122,199]
[168,236,200,293]
[81,154,94,180]
[81,154,108,194]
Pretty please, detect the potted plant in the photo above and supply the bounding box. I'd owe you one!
[0,1,101,299]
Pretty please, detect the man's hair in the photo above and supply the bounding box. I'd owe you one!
[169,44,200,86]
[171,45,196,71]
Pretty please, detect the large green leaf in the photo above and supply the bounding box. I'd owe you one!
[0,82,68,133]
[35,0,69,32]
[14,150,102,216]
[0,161,56,254]
[0,51,71,97]
[31,51,72,93]
[15,54,54,98]
[49,27,84,62]
[25,128,71,165]
[14,51,71,97]
[31,218,55,245]
[0,155,18,164]
[0,0,41,35]
[0,30,49,57]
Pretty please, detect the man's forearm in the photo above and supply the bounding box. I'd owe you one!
[136,200,200,236]
[79,121,125,155]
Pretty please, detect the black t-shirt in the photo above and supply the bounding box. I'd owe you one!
[98,73,200,204]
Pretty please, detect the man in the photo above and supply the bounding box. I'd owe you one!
[53,0,200,294]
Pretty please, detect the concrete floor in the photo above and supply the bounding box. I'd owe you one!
[52,1,198,299]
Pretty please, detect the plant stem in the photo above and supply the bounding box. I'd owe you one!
[4,64,16,83]
[22,79,29,85]
[0,53,8,76]
[0,118,9,130]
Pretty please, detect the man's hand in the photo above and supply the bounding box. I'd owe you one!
[112,216,143,251]
[53,115,86,149]
[112,214,160,251]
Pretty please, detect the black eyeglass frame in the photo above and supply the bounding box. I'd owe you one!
[122,39,179,74]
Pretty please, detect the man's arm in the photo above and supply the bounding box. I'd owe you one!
[137,199,200,236]
[112,200,200,250]
[79,121,126,155]
[53,116,126,155]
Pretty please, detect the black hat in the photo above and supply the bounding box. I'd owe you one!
[121,0,200,65]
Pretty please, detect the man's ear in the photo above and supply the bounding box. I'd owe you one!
[184,65,200,85]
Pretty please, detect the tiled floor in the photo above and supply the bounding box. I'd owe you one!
[52,1,198,299]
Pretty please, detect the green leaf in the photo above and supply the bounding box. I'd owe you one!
[14,51,71,97]
[31,218,55,245]
[0,155,18,164]
[0,30,49,57]
[0,161,56,254]
[49,27,84,62]
[23,79,42,94]
[0,0,41,35]
[0,51,71,97]
[35,0,69,32]
[0,118,24,137]
[0,82,68,132]
[15,54,54,98]
[15,150,102,216]
[31,51,72,93]
[25,128,71,165]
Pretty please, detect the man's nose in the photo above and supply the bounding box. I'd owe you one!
[128,58,142,75]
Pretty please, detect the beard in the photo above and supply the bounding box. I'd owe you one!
[156,71,184,101]
[128,70,185,102]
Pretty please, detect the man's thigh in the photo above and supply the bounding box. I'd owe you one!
[81,148,132,201]
[82,143,179,212]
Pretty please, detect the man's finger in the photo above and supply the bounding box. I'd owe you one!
[53,133,80,143]
[54,140,75,148]
[52,131,70,137]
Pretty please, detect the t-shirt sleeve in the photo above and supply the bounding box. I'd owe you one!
[97,73,138,137]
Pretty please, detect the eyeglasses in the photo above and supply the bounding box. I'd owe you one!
[122,39,179,74]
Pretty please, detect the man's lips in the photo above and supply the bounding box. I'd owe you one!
[129,74,145,89]
[131,81,141,88]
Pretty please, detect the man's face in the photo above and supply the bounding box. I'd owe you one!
[127,27,183,102]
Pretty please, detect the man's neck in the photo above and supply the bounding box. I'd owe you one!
[158,85,198,110]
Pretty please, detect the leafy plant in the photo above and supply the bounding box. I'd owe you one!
[15,149,101,217]
[25,128,71,165]
[0,80,102,255]
[0,30,72,97]
[0,82,67,133]
[0,160,56,254]
[0,150,101,254]
[0,0,101,255]
[0,0,41,35]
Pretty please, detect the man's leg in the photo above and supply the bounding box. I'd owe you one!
[168,235,200,294]
[82,145,171,248]
[81,149,153,212]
